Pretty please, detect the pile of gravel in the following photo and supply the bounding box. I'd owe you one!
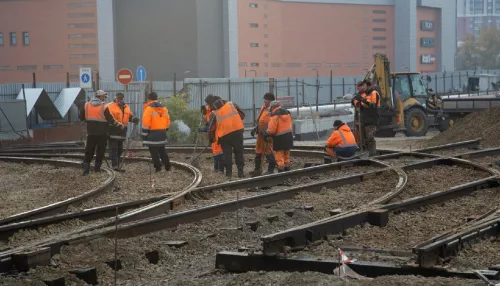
[427,107,500,148]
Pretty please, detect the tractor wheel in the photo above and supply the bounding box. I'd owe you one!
[438,117,455,132]
[404,108,429,137]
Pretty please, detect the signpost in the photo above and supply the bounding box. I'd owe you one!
[136,66,146,82]
[117,68,133,85]
[79,67,92,88]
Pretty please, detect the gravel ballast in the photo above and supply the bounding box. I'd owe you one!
[0,162,108,219]
[448,236,500,270]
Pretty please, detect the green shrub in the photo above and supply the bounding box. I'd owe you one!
[162,92,208,145]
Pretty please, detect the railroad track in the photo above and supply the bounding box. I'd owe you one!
[1,139,499,284]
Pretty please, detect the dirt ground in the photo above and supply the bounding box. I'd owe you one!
[448,236,500,271]
[0,162,108,219]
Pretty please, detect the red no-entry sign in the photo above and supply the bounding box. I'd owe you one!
[117,68,133,85]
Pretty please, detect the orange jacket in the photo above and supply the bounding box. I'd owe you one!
[257,105,271,132]
[107,102,134,126]
[212,101,245,139]
[205,105,212,122]
[267,107,293,151]
[143,100,154,112]
[326,124,357,148]
[141,101,171,146]
[84,100,106,123]
[205,105,222,155]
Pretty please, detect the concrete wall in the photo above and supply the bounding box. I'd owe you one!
[112,0,227,81]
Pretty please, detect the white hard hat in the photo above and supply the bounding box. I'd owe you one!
[96,90,108,97]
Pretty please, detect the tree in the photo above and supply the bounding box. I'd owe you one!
[477,28,500,69]
[457,28,500,70]
[457,34,479,70]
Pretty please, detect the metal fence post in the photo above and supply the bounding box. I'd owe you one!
[342,78,345,96]
[295,78,299,117]
[32,72,36,88]
[199,79,203,107]
[301,80,305,106]
[443,72,446,93]
[287,77,291,97]
[451,72,454,92]
[435,74,438,93]
[330,70,333,102]
[173,73,177,96]
[22,84,30,138]
[275,78,278,97]
[252,79,256,123]
[269,78,274,93]
[228,79,232,101]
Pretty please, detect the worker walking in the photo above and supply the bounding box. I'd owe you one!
[208,96,246,178]
[265,101,293,172]
[250,93,277,176]
[324,120,358,163]
[142,92,172,172]
[201,94,224,173]
[80,90,123,176]
[106,93,140,172]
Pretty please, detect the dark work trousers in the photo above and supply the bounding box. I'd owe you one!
[213,154,225,173]
[108,139,124,168]
[84,134,108,169]
[219,130,244,177]
[148,146,170,170]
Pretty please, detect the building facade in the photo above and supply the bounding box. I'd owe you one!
[0,0,456,83]
[0,0,99,83]
[457,0,500,41]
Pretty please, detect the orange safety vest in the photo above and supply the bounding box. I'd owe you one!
[84,102,106,122]
[205,105,222,155]
[107,102,133,126]
[326,125,357,149]
[267,109,293,137]
[143,100,154,112]
[257,105,271,131]
[365,90,380,108]
[142,105,171,131]
[213,102,244,139]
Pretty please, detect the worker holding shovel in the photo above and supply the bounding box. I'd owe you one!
[250,93,277,176]
[106,92,140,172]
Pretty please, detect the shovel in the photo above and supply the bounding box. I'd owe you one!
[190,143,211,168]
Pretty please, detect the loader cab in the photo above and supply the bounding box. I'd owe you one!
[392,73,428,105]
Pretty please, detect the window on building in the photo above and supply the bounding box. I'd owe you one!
[239,62,248,67]
[372,45,386,49]
[264,44,268,48]
[264,63,269,67]
[0,66,10,70]
[373,36,386,40]
[326,63,341,67]
[363,36,369,40]
[69,44,97,49]
[363,45,369,49]
[68,34,96,39]
[250,43,259,47]
[68,13,95,18]
[496,0,500,13]
[345,63,360,67]
[0,33,3,45]
[69,54,96,59]
[307,63,321,67]
[271,63,282,67]
[250,3,258,8]
[23,32,29,45]
[17,65,37,70]
[372,19,386,23]
[43,65,63,70]
[250,62,259,67]
[68,23,96,28]
[264,24,268,28]
[372,10,386,14]
[250,23,259,28]
[70,64,96,69]
[264,14,268,19]
[10,32,16,45]
[67,2,95,7]
[286,63,301,67]
[373,27,386,32]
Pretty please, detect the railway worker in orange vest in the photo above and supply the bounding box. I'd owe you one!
[208,96,246,178]
[142,92,172,172]
[105,93,140,172]
[324,120,359,164]
[357,80,380,157]
[200,94,224,173]
[265,100,294,173]
[250,93,277,176]
[80,90,123,175]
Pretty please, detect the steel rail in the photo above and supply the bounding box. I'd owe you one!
[0,155,385,240]
[0,157,115,226]
[0,162,404,268]
[259,157,498,256]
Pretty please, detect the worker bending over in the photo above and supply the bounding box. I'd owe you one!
[353,80,380,156]
[324,120,358,163]
[106,93,139,172]
[250,93,277,176]
[201,94,224,173]
[80,90,123,175]
[265,101,293,172]
[142,92,172,172]
[208,96,246,178]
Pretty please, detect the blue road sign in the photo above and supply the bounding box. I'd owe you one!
[81,73,90,83]
[136,66,146,82]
